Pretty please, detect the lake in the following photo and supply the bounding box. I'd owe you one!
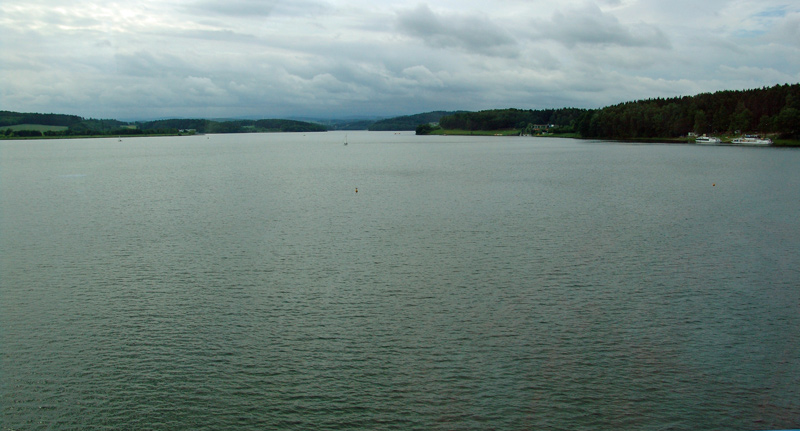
[1,132,799,430]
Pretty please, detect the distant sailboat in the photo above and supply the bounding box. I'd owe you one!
[344,134,348,146]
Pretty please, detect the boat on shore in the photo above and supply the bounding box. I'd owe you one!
[695,135,721,144]
[731,135,772,145]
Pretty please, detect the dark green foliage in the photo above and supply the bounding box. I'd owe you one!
[370,111,463,131]
[576,83,800,139]
[69,119,128,134]
[319,119,377,130]
[252,119,326,132]
[137,119,214,132]
[0,111,82,128]
[137,118,326,133]
[10,130,44,137]
[428,84,799,139]
[1,111,327,138]
[776,107,800,136]
[415,123,437,135]
[438,108,586,132]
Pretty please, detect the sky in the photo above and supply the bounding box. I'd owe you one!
[1,0,799,120]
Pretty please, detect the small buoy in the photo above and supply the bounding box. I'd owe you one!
[355,188,358,193]
[712,183,715,187]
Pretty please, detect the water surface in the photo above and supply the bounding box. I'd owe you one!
[2,132,799,430]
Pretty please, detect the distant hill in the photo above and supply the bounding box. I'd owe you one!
[314,118,379,131]
[437,108,586,133]
[576,83,800,139]
[1,111,327,137]
[136,118,326,133]
[425,84,800,140]
[368,111,463,131]
[0,111,82,128]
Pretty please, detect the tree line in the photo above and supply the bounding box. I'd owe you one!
[369,111,463,131]
[421,84,799,139]
[437,108,585,132]
[1,112,327,137]
[0,111,83,128]
[576,84,800,139]
[136,118,326,133]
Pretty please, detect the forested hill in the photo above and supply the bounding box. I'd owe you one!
[368,111,463,131]
[0,112,327,137]
[0,111,83,127]
[437,108,586,133]
[425,84,800,139]
[576,83,800,139]
[137,119,326,133]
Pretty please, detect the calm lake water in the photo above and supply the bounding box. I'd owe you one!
[2,132,799,430]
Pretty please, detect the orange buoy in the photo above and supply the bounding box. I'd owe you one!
[355,187,358,193]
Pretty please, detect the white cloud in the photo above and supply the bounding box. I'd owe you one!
[533,3,671,48]
[395,4,519,58]
[401,65,444,87]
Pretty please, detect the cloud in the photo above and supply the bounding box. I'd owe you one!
[184,76,228,98]
[774,14,800,47]
[187,0,332,18]
[0,0,797,119]
[401,65,444,88]
[395,4,518,58]
[534,3,671,49]
[114,51,186,77]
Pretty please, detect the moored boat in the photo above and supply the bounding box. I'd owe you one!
[695,135,721,144]
[731,135,772,145]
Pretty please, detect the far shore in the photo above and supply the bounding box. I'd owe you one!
[425,129,800,146]
[3,129,799,147]
[0,132,194,141]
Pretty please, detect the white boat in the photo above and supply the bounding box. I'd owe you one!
[695,135,721,144]
[731,135,772,145]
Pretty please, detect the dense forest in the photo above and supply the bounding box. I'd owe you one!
[368,111,463,131]
[577,84,800,139]
[0,111,83,128]
[424,84,800,139]
[136,118,326,133]
[314,118,381,130]
[437,108,586,133]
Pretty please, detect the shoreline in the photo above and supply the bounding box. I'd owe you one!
[425,129,800,146]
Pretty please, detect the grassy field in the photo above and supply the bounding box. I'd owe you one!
[771,138,800,147]
[3,124,69,132]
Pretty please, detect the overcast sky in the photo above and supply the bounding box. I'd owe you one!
[1,0,799,120]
